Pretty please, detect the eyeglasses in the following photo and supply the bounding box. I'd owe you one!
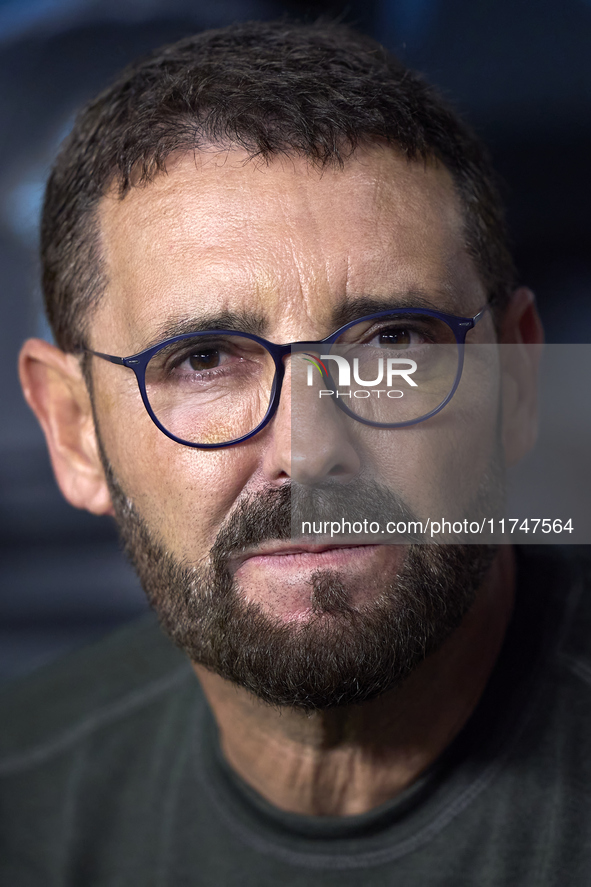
[85,306,489,449]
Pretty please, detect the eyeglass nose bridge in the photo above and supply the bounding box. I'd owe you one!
[268,335,350,382]
[267,338,339,363]
[264,341,330,408]
[264,337,342,397]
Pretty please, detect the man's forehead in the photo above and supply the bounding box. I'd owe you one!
[94,146,482,350]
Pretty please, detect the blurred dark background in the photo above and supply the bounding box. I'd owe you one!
[1,0,590,681]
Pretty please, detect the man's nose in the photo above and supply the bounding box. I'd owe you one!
[260,353,362,485]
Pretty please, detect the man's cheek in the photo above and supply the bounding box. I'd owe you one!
[124,444,264,558]
[359,415,498,524]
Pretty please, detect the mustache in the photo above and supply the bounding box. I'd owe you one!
[210,479,421,564]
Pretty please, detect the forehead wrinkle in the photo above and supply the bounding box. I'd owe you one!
[266,173,336,332]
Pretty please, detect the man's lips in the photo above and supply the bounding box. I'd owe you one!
[230,542,382,574]
[229,542,408,620]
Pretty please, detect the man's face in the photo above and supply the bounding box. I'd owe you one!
[88,145,499,707]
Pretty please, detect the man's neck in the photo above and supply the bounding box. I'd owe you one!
[194,546,516,817]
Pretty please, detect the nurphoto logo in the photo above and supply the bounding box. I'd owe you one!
[303,352,417,399]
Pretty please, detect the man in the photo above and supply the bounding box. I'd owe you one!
[1,18,589,886]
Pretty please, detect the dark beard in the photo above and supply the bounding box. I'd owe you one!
[101,454,498,710]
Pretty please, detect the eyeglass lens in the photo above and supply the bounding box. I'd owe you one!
[144,334,276,445]
[325,313,459,426]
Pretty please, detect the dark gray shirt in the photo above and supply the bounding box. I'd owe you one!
[1,547,590,886]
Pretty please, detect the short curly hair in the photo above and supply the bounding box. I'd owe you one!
[41,19,515,352]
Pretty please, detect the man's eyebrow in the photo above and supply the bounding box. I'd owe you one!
[138,292,467,352]
[142,311,268,350]
[331,292,464,328]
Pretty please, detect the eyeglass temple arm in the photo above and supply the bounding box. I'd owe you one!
[84,349,127,366]
[473,304,490,326]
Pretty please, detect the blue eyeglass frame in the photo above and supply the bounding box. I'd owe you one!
[85,305,489,449]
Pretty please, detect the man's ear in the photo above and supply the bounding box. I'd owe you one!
[18,338,114,516]
[499,287,544,466]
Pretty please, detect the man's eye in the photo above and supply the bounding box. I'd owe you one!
[188,349,223,371]
[372,327,421,348]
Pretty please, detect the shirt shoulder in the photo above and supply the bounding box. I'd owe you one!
[0,613,194,774]
[555,547,591,689]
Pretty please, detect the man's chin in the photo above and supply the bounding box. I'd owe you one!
[233,543,408,622]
